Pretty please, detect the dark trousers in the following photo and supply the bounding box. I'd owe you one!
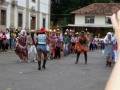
[2,44,6,51]
[0,40,2,51]
[55,46,60,58]
[94,44,97,50]
[76,52,87,64]
[89,44,94,51]
[101,45,105,50]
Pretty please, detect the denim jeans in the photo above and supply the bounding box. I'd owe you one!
[63,49,68,56]
[37,44,47,52]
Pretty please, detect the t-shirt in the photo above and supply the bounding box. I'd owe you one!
[63,36,70,43]
[6,32,10,39]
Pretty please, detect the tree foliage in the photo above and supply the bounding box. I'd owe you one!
[51,0,120,26]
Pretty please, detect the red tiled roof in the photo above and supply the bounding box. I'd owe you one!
[71,3,120,15]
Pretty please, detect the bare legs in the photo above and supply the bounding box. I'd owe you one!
[37,51,47,70]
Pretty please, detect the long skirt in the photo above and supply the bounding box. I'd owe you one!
[15,44,28,61]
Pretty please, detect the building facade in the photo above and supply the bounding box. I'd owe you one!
[69,3,120,37]
[0,0,51,31]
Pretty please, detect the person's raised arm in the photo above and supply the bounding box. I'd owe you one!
[105,10,120,90]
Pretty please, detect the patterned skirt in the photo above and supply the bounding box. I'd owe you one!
[15,44,28,61]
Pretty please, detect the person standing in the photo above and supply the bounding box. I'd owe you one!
[6,29,10,50]
[63,33,70,56]
[100,40,105,50]
[0,31,3,52]
[104,32,114,67]
[55,33,61,59]
[89,40,94,51]
[27,30,37,62]
[75,31,90,65]
[2,32,7,52]
[37,28,48,70]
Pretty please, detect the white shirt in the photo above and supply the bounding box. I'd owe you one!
[6,32,10,39]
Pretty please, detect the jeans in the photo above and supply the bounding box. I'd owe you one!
[63,49,68,56]
[37,44,47,52]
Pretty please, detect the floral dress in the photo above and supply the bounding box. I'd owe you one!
[15,35,28,61]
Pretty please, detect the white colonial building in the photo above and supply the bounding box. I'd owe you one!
[0,0,51,31]
[69,3,120,37]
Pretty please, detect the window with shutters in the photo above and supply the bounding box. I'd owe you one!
[1,10,6,25]
[85,16,94,24]
[32,0,35,3]
[18,13,23,27]
[105,16,111,24]
[31,16,36,29]
[43,18,46,28]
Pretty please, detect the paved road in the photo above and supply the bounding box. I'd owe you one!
[0,50,112,90]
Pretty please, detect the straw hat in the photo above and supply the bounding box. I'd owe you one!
[30,30,35,32]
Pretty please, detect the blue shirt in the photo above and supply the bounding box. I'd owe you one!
[37,34,46,44]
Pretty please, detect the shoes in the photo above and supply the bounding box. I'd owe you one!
[75,62,78,64]
[42,60,46,69]
[106,61,109,67]
[109,62,112,67]
[28,60,30,63]
[42,66,46,69]
[34,60,37,63]
[38,61,41,70]
[20,60,22,62]
[33,60,37,63]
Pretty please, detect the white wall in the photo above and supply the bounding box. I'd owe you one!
[6,3,11,28]
[29,0,38,11]
[75,14,112,26]
[23,9,26,29]
[18,0,26,7]
[75,14,85,25]
[39,0,50,30]
[5,0,11,3]
[14,6,18,29]
[40,0,49,14]
[39,13,42,29]
[46,14,49,30]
